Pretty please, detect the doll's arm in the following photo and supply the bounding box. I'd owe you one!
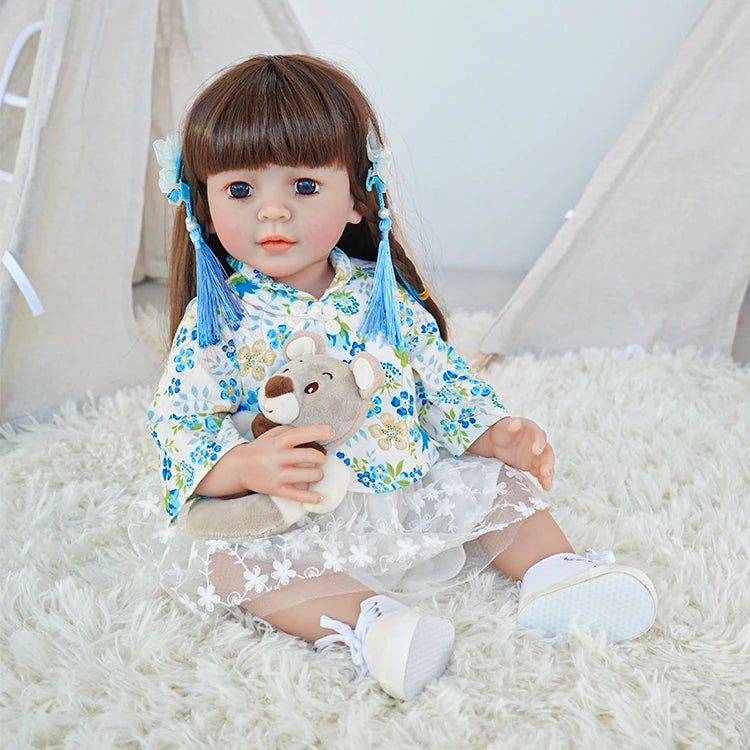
[194,424,334,503]
[467,417,555,491]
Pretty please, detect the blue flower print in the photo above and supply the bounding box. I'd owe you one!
[399,301,414,328]
[222,339,237,361]
[349,341,365,357]
[450,351,470,371]
[161,454,173,481]
[470,383,493,398]
[219,378,240,404]
[404,332,420,352]
[177,460,195,488]
[366,395,383,419]
[336,451,351,466]
[440,413,460,436]
[382,361,400,382]
[166,488,181,516]
[333,295,360,315]
[190,439,222,467]
[267,325,289,350]
[411,423,431,451]
[390,390,415,418]
[420,320,439,337]
[181,415,202,430]
[356,471,373,488]
[175,326,189,347]
[414,379,429,408]
[435,385,462,405]
[457,408,476,429]
[230,275,259,297]
[173,347,195,373]
[167,377,181,396]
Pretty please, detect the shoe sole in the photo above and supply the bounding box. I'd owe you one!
[518,567,657,643]
[402,617,455,700]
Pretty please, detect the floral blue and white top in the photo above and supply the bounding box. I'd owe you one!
[148,248,508,517]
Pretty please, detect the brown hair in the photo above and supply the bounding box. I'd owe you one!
[167,54,447,341]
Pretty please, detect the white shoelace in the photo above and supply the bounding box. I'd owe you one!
[314,600,382,672]
[584,549,616,565]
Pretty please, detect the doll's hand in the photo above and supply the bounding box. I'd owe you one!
[485,417,555,490]
[194,424,334,502]
[241,424,334,503]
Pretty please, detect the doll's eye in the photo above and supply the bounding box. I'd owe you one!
[294,178,319,195]
[227,182,252,199]
[304,382,319,394]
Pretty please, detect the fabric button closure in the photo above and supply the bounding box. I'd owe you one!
[289,300,308,317]
[324,318,341,335]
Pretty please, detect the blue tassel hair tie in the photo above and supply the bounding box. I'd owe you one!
[153,133,244,348]
[182,182,244,347]
[360,124,406,350]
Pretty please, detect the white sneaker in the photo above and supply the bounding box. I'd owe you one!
[314,595,454,700]
[517,550,657,643]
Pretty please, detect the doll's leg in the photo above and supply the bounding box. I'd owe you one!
[209,550,374,641]
[485,510,573,581]
[478,478,656,642]
[209,551,454,700]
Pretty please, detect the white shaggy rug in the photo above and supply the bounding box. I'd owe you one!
[2,309,749,749]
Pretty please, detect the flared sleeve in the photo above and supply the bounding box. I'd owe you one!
[147,301,249,517]
[403,292,509,456]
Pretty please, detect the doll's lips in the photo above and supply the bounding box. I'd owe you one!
[259,235,295,253]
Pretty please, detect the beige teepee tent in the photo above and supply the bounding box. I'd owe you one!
[0,0,311,423]
[480,0,750,358]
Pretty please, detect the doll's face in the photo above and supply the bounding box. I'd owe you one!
[206,164,362,295]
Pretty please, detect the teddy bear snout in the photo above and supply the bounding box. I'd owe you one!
[258,375,300,423]
[264,375,294,398]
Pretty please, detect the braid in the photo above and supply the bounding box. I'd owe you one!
[347,195,449,341]
[389,242,448,340]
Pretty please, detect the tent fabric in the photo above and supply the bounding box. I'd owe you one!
[480,0,750,358]
[135,0,313,283]
[0,0,311,423]
[0,2,45,207]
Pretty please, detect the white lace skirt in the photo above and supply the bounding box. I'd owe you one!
[128,454,548,619]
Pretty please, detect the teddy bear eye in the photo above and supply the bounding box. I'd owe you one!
[304,382,319,394]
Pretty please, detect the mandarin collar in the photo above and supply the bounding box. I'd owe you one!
[227,247,353,306]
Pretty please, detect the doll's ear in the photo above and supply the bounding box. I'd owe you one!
[348,199,363,225]
[350,352,385,398]
[283,331,326,359]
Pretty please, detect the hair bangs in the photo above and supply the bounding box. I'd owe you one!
[185,56,361,181]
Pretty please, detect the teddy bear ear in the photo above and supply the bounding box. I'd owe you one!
[283,331,326,359]
[351,352,385,398]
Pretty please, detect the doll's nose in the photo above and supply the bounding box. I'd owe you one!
[257,200,291,222]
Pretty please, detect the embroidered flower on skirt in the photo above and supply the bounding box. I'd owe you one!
[128,455,548,619]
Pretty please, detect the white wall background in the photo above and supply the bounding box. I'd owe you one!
[288,0,711,274]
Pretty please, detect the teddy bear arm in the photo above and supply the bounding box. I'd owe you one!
[251,412,279,438]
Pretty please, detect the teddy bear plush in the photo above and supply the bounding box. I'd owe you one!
[186,331,384,541]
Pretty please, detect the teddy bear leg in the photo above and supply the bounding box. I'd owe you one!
[302,455,350,513]
[186,494,292,541]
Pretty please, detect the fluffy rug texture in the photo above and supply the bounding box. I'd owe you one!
[2,308,749,749]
